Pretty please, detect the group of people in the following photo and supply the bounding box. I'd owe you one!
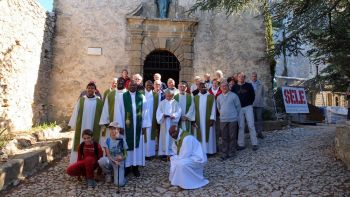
[66,69,266,190]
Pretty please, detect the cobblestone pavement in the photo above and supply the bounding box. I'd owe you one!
[3,125,350,197]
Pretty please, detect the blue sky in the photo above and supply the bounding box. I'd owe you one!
[37,0,53,11]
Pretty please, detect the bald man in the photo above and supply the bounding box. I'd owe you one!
[169,125,208,189]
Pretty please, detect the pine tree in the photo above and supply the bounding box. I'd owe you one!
[190,0,350,91]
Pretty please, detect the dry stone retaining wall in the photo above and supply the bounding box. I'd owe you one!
[0,0,55,131]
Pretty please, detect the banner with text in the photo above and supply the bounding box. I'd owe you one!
[282,86,309,113]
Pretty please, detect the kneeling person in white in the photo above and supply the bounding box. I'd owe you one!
[169,125,209,189]
[98,122,128,186]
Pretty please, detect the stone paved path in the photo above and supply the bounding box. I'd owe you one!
[3,125,350,197]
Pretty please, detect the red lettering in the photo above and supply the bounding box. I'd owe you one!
[294,90,300,104]
[290,90,296,104]
[299,90,305,104]
[284,89,290,104]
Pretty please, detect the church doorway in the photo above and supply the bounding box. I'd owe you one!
[143,50,180,86]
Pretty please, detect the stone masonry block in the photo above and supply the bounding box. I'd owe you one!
[335,124,350,169]
[0,138,70,191]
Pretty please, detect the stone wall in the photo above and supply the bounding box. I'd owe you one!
[48,0,142,122]
[0,0,55,132]
[335,123,350,169]
[49,0,271,122]
[193,12,269,84]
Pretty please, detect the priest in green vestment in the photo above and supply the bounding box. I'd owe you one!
[99,77,127,143]
[193,82,217,154]
[174,81,195,133]
[144,80,159,157]
[68,82,103,163]
[116,80,151,177]
[102,77,118,102]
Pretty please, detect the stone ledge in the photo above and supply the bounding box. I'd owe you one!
[263,120,289,131]
[0,138,70,191]
[335,124,350,170]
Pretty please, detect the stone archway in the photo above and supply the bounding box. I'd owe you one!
[126,14,198,83]
[143,50,180,84]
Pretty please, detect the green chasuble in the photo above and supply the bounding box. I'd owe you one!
[194,94,214,142]
[103,88,112,102]
[73,97,103,151]
[175,130,191,155]
[174,93,192,132]
[107,90,117,122]
[123,91,144,151]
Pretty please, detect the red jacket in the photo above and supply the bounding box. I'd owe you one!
[77,142,103,161]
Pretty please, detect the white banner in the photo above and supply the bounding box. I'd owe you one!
[282,86,309,113]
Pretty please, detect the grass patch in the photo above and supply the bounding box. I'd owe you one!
[32,121,57,132]
[0,128,14,149]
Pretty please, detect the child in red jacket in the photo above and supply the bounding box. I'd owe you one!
[66,129,103,187]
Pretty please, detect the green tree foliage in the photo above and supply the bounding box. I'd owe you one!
[190,0,350,91]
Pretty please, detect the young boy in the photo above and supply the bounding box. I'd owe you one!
[98,122,128,186]
[66,129,103,188]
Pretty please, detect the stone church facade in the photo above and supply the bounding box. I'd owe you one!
[1,0,270,131]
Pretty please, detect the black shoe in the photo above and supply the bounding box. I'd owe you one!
[252,145,258,151]
[237,146,246,151]
[160,156,168,162]
[132,166,140,177]
[220,156,227,161]
[220,155,229,161]
[257,133,265,139]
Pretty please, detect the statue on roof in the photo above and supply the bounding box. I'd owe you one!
[155,0,171,18]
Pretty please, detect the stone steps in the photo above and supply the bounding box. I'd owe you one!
[0,138,71,191]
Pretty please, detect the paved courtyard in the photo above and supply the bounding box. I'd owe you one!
[3,125,350,197]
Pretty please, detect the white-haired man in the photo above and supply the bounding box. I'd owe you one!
[153,73,167,90]
[133,74,144,92]
[166,78,179,95]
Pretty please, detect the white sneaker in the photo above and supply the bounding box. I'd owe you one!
[105,175,112,183]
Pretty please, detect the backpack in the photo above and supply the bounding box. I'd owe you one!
[79,141,99,159]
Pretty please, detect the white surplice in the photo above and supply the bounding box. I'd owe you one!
[156,99,181,156]
[170,129,209,189]
[144,90,156,157]
[194,92,217,154]
[99,89,126,144]
[68,96,97,163]
[116,92,151,167]
[178,94,195,132]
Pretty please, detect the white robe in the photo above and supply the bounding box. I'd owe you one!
[116,92,151,167]
[156,99,181,156]
[170,129,209,189]
[194,92,217,154]
[178,94,195,132]
[99,89,125,144]
[144,90,156,157]
[68,96,97,163]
